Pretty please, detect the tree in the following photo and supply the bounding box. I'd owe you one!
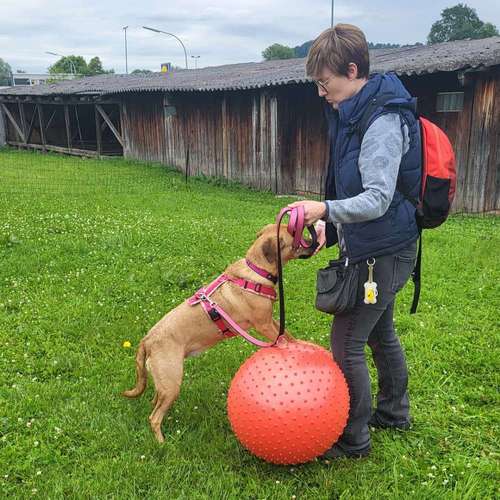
[48,55,114,76]
[87,56,114,75]
[0,58,12,85]
[131,69,153,75]
[293,40,424,58]
[262,43,296,61]
[428,3,499,44]
[48,55,87,75]
[294,40,313,58]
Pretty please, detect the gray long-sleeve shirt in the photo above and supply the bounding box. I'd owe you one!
[324,113,410,252]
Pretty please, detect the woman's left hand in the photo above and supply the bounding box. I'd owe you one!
[286,200,327,225]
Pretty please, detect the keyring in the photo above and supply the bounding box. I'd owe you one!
[367,257,376,266]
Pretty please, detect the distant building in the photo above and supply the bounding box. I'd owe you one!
[10,73,77,86]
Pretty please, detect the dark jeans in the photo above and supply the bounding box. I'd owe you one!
[330,240,417,452]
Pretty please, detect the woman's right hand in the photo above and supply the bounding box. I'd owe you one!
[313,220,326,256]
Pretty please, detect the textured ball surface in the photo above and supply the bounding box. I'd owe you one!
[227,340,349,465]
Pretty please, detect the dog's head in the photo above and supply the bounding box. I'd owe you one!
[254,223,316,264]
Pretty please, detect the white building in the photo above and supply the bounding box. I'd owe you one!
[9,73,77,86]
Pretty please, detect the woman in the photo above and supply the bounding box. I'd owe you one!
[286,24,421,459]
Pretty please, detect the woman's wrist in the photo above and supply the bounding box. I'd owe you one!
[321,201,330,222]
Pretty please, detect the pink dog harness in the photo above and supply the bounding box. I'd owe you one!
[186,261,278,347]
[186,206,318,348]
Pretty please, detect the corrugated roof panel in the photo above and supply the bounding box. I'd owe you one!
[1,36,499,97]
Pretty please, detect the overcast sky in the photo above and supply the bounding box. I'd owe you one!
[1,0,499,74]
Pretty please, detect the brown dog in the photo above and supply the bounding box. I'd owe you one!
[123,223,315,443]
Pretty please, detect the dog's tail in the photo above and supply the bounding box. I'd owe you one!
[122,341,148,398]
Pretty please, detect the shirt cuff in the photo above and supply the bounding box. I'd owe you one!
[321,201,329,222]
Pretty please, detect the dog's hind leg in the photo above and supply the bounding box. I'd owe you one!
[147,345,184,443]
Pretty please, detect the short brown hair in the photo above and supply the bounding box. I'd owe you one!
[306,24,370,79]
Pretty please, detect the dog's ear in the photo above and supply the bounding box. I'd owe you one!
[256,223,275,238]
[262,236,286,264]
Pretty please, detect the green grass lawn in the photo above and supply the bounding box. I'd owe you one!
[0,148,498,499]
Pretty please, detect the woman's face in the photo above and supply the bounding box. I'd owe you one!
[313,64,367,109]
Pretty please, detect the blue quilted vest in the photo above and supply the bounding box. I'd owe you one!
[324,72,421,262]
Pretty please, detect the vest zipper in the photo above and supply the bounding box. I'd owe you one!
[334,121,353,262]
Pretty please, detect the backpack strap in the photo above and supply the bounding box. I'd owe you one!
[355,93,398,139]
[410,227,422,314]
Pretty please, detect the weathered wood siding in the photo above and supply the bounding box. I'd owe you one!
[465,69,499,212]
[113,68,500,213]
[277,83,329,196]
[122,90,280,192]
[121,93,166,162]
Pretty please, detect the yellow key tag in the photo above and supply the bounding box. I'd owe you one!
[364,258,378,304]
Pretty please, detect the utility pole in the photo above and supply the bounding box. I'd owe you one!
[123,26,129,74]
[331,0,334,27]
[191,55,200,69]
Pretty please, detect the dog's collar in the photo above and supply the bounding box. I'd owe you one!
[245,258,278,284]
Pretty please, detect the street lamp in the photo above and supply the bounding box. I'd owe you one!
[191,55,200,69]
[46,51,77,75]
[143,26,188,69]
[331,0,334,27]
[123,26,129,74]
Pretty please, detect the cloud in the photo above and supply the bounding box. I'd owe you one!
[1,0,499,74]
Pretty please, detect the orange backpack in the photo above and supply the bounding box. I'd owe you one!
[417,117,456,228]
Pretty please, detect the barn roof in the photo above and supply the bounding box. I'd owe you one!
[1,36,499,97]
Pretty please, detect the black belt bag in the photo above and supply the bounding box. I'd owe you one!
[315,258,360,315]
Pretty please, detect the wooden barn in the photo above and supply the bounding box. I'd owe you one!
[1,36,499,213]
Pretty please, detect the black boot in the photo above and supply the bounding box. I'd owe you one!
[318,443,370,460]
[368,412,411,431]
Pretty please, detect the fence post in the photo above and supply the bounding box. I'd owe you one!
[0,105,5,147]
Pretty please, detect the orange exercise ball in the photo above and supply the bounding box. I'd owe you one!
[227,339,350,465]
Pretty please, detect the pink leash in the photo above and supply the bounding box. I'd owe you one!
[278,205,312,250]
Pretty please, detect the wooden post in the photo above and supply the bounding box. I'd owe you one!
[18,102,27,144]
[270,93,279,194]
[36,104,46,150]
[251,94,258,186]
[222,96,228,179]
[64,105,72,151]
[119,102,126,155]
[259,92,268,190]
[95,105,102,156]
[121,101,128,157]
[0,104,6,147]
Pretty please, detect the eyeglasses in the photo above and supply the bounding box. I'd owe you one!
[313,76,332,92]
